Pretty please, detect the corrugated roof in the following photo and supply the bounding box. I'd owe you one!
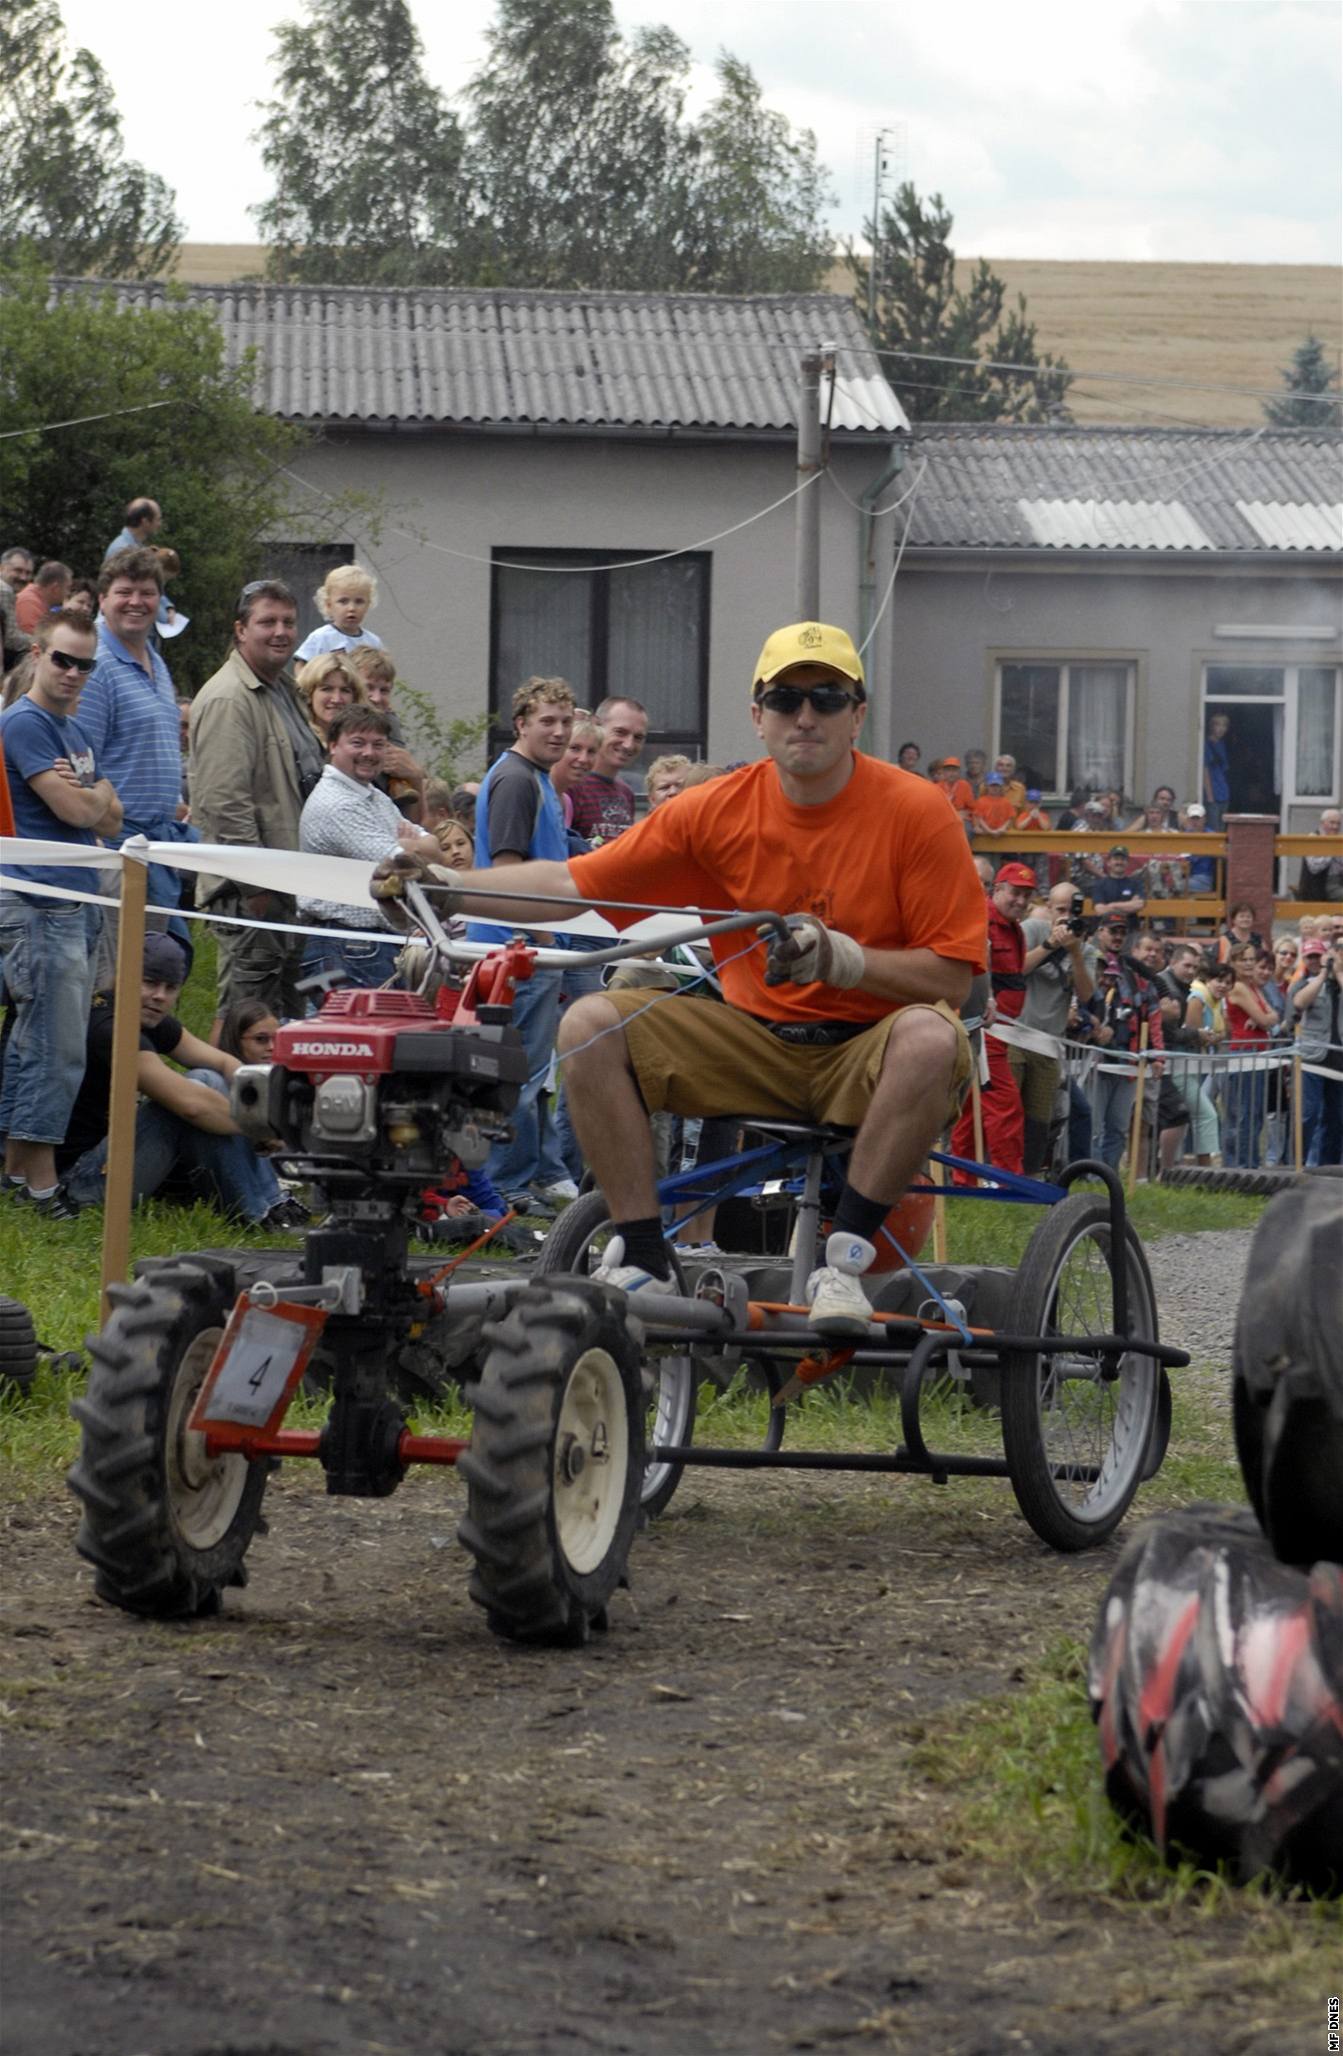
[70,281,906,436]
[908,425,1343,553]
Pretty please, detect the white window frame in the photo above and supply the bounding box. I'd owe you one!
[993,657,1136,803]
[1201,662,1341,809]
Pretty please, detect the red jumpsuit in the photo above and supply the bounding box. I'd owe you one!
[951,896,1025,1181]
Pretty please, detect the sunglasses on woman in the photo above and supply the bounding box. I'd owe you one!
[756,683,860,716]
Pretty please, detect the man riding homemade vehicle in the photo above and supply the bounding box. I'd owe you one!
[380,624,987,1337]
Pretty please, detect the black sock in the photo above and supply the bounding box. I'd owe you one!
[611,1217,673,1280]
[832,1182,890,1245]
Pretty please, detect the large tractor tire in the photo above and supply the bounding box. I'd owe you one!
[535,1188,696,1520]
[458,1278,644,1646]
[68,1264,270,1618]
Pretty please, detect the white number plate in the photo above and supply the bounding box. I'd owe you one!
[188,1295,326,1437]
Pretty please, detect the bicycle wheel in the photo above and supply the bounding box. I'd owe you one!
[534,1188,696,1519]
[1000,1194,1160,1552]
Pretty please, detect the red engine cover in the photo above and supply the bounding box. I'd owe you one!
[275,989,440,1076]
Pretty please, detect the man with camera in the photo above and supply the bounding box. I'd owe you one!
[1291,933,1343,1165]
[1006,877,1096,1175]
[1089,911,1165,1168]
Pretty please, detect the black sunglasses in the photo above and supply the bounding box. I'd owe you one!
[47,648,97,676]
[756,683,861,716]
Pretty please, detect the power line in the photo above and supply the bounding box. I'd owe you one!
[280,464,824,575]
[842,341,1341,408]
[0,398,177,441]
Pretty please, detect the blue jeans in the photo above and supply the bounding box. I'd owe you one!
[1222,1062,1264,1168]
[0,898,102,1144]
[1301,1068,1343,1166]
[551,948,608,1181]
[1092,1069,1137,1168]
[65,1069,282,1223]
[301,930,401,1006]
[485,964,570,1195]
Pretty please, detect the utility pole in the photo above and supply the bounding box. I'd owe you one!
[795,350,823,620]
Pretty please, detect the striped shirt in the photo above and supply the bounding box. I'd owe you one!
[76,625,181,842]
[298,764,404,930]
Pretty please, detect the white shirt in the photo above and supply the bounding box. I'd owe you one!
[298,764,403,929]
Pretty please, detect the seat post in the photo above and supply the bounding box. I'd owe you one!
[789,1146,827,1304]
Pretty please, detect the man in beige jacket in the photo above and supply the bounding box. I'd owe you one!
[189,580,325,1019]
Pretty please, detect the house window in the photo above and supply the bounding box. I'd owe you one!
[260,542,355,645]
[489,549,710,770]
[996,661,1134,800]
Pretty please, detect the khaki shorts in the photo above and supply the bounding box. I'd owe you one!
[598,992,972,1132]
[1007,1046,1061,1123]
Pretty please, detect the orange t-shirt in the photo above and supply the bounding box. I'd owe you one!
[1015,805,1049,830]
[973,794,1017,831]
[568,754,988,1025]
[942,778,974,817]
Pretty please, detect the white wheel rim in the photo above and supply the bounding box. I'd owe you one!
[166,1330,249,1551]
[1036,1231,1156,1525]
[552,1347,629,1575]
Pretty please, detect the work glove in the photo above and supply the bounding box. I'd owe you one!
[369,849,463,927]
[764,915,866,991]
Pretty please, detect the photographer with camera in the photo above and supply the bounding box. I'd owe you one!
[1291,933,1343,1165]
[1088,910,1165,1169]
[1006,878,1096,1175]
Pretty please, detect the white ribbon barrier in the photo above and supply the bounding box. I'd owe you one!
[0,834,637,944]
[987,1015,1343,1088]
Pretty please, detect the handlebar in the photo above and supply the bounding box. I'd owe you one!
[403,881,794,972]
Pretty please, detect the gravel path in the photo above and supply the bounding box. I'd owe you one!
[1144,1226,1256,1369]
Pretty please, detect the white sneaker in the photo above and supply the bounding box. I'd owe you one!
[592,1235,672,1299]
[806,1232,876,1338]
[543,1178,581,1203]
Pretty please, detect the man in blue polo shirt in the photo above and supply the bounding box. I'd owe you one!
[0,609,122,1215]
[77,546,196,973]
[470,676,576,1212]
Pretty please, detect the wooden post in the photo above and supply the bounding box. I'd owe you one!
[1126,1019,1149,1196]
[930,1150,948,1262]
[1293,1051,1304,1172]
[99,853,147,1327]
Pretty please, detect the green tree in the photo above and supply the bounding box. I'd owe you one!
[252,0,468,285]
[0,261,304,687]
[851,184,1071,424]
[0,0,181,279]
[678,54,833,294]
[1262,335,1342,429]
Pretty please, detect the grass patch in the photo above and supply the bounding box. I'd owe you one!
[934,1179,1267,1270]
[910,1636,1342,1967]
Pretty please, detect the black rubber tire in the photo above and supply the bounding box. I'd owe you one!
[1000,1195,1161,1552]
[0,1294,39,1394]
[534,1187,696,1520]
[1160,1163,1297,1195]
[458,1278,645,1645]
[68,1264,270,1618]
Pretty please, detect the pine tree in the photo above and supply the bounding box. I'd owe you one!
[850,184,1071,424]
[1263,336,1342,429]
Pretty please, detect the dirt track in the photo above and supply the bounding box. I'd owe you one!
[1,1427,1321,2056]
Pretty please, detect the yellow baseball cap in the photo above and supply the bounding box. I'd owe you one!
[752,621,866,699]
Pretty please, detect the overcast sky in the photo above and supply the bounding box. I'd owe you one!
[59,0,1342,263]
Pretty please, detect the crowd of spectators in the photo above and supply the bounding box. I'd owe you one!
[3,540,1342,1227]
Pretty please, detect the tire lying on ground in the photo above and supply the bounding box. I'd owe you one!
[1158,1163,1300,1196]
[1088,1506,1342,1892]
[0,1294,39,1394]
[1232,1178,1343,1566]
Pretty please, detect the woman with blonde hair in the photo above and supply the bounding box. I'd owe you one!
[296,651,364,747]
